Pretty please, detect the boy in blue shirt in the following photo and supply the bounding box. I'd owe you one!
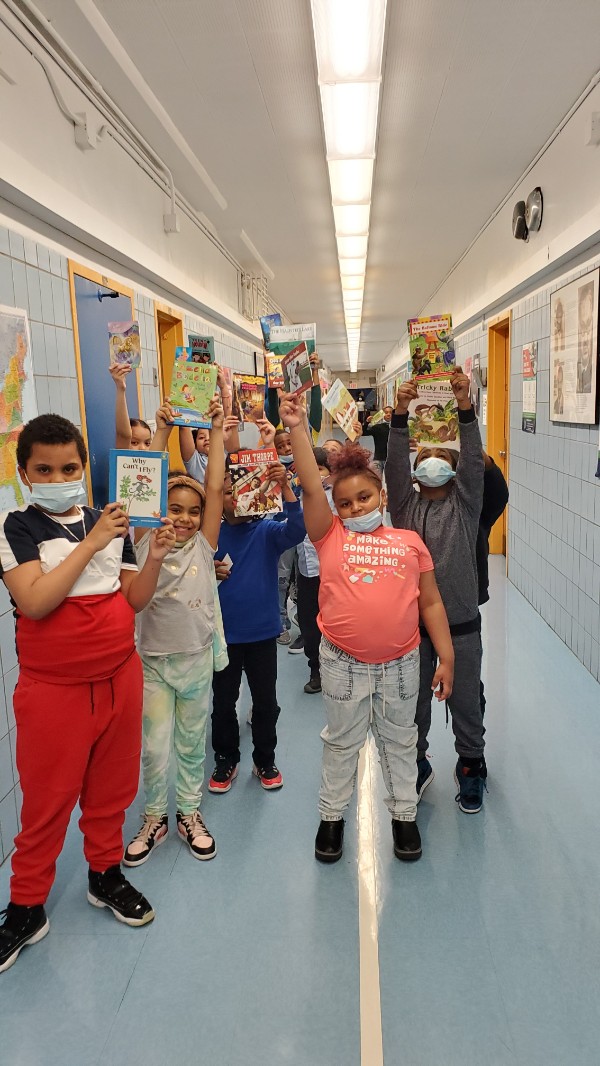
[209,461,305,792]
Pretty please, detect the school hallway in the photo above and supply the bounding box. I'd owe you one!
[0,558,598,1066]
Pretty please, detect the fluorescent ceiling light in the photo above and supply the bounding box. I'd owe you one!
[334,204,371,236]
[321,82,380,158]
[339,257,367,276]
[337,234,369,259]
[341,275,365,290]
[328,159,374,205]
[343,299,364,311]
[311,0,386,82]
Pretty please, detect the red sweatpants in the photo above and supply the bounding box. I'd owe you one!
[10,651,143,906]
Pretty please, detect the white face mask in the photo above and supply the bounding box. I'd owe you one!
[27,477,88,514]
[342,495,384,533]
[413,457,456,488]
[279,454,294,466]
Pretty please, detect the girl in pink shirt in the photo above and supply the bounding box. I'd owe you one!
[280,395,454,864]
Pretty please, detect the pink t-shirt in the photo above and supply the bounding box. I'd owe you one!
[313,517,434,664]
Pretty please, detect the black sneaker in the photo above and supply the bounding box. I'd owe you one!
[0,903,49,974]
[252,764,283,790]
[288,635,305,654]
[454,756,488,813]
[208,762,238,793]
[87,865,155,926]
[392,819,422,862]
[304,673,322,694]
[416,757,434,799]
[315,819,344,863]
[176,811,216,861]
[123,814,168,867]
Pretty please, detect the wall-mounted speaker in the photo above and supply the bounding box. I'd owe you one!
[512,200,528,241]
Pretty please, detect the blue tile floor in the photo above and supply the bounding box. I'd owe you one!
[1,558,599,1065]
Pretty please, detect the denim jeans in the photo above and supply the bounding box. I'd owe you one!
[318,638,420,822]
[277,546,296,629]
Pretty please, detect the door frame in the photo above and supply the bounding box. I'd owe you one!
[154,301,185,469]
[68,261,141,501]
[487,312,511,557]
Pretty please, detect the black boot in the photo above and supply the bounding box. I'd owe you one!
[315,819,344,863]
[88,865,155,926]
[392,820,422,862]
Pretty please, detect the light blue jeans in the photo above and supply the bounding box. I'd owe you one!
[318,638,420,822]
[141,648,213,816]
[277,546,296,629]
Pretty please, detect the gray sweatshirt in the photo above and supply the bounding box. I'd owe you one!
[386,409,484,626]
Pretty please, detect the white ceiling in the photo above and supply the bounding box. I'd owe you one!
[33,0,600,369]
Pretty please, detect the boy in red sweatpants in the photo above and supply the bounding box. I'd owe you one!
[0,414,175,973]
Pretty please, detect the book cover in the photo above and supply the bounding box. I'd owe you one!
[322,378,359,441]
[407,378,460,452]
[267,322,316,357]
[169,348,218,427]
[108,320,141,369]
[188,333,215,363]
[231,374,265,424]
[368,409,386,426]
[259,313,282,347]
[108,449,168,528]
[281,341,312,395]
[407,314,455,380]
[228,447,282,517]
[265,353,284,389]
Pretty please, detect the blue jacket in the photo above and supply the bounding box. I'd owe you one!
[217,501,305,643]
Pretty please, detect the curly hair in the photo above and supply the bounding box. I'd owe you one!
[329,444,382,493]
[17,414,87,469]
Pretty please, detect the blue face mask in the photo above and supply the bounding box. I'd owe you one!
[413,457,456,488]
[279,454,294,466]
[28,477,88,514]
[342,499,384,534]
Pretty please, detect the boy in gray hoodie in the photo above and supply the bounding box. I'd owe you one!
[386,370,486,813]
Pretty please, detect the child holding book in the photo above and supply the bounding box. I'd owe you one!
[110,363,152,449]
[178,366,233,484]
[209,449,306,793]
[279,395,454,863]
[124,396,228,865]
[386,370,486,813]
[0,414,175,973]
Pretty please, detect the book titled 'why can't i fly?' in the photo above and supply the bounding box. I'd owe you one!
[108,449,168,528]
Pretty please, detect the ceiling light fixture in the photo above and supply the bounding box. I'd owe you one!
[311,0,387,372]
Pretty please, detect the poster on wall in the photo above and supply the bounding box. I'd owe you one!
[522,341,537,433]
[0,306,36,510]
[550,268,598,424]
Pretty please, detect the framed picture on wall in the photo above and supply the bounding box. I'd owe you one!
[550,268,598,423]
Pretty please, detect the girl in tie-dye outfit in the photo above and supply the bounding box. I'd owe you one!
[124,396,228,867]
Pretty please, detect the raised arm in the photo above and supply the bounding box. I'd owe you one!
[451,370,484,520]
[201,396,225,550]
[178,426,195,462]
[151,399,175,452]
[110,364,133,449]
[216,365,233,418]
[386,381,418,525]
[308,353,323,433]
[280,393,333,542]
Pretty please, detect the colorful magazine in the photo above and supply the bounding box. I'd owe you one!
[259,313,282,347]
[169,348,218,427]
[267,322,316,357]
[228,448,282,517]
[407,314,455,380]
[108,449,168,528]
[265,353,285,389]
[231,374,265,424]
[281,341,312,396]
[188,333,215,363]
[108,320,141,369]
[322,378,359,441]
[407,378,460,452]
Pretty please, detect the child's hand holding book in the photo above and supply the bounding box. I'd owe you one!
[206,394,224,428]
[88,503,130,551]
[148,518,176,561]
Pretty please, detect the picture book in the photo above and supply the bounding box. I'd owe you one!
[259,313,282,347]
[407,378,460,452]
[322,378,359,441]
[108,449,168,528]
[169,348,218,427]
[368,409,386,426]
[188,333,215,363]
[265,353,284,389]
[267,322,316,357]
[281,341,312,395]
[231,374,265,424]
[228,447,282,517]
[407,314,455,380]
[108,321,141,369]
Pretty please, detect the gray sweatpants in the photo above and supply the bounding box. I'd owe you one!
[416,630,484,760]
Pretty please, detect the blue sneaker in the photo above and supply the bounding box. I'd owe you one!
[416,757,434,799]
[454,757,487,814]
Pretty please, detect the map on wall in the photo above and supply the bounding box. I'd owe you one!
[0,306,36,511]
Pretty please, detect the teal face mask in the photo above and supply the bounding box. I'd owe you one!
[28,477,88,514]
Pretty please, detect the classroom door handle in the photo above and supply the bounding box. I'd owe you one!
[499,450,506,457]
